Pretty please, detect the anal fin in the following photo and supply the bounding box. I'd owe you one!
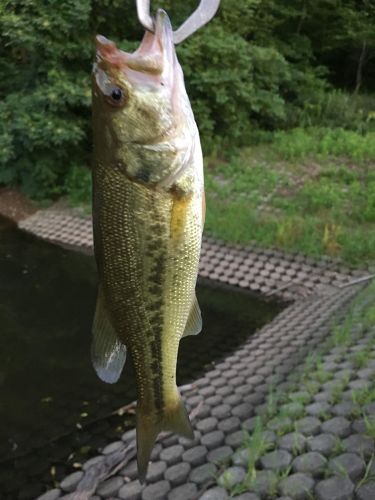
[91,287,126,384]
[182,295,202,337]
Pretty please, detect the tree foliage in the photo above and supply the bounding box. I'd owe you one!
[0,0,374,198]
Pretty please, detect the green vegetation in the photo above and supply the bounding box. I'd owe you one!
[222,281,375,496]
[205,127,375,265]
[1,2,374,262]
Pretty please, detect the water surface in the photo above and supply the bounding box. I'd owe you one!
[0,216,283,498]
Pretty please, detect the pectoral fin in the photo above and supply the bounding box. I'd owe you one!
[91,287,126,384]
[182,295,202,337]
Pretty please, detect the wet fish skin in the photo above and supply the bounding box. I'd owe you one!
[91,10,204,480]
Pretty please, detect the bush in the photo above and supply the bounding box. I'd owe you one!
[1,1,374,200]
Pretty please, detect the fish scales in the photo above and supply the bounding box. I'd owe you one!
[91,9,204,481]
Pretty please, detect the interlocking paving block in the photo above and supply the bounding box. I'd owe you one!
[222,393,243,406]
[349,379,371,390]
[321,417,351,437]
[29,211,367,499]
[306,433,339,456]
[164,461,190,486]
[292,452,327,477]
[294,416,322,436]
[20,210,364,302]
[288,391,312,405]
[280,402,305,419]
[36,489,61,500]
[212,404,231,419]
[102,440,125,455]
[305,402,330,417]
[118,480,143,500]
[60,471,83,492]
[278,433,306,454]
[251,470,278,497]
[331,401,356,417]
[207,445,233,464]
[162,434,179,447]
[122,428,137,443]
[315,476,355,500]
[342,434,375,458]
[189,462,217,485]
[328,452,365,481]
[232,494,260,500]
[357,367,375,379]
[279,472,315,500]
[225,430,248,448]
[178,430,201,449]
[182,445,207,466]
[356,481,375,500]
[260,450,292,471]
[268,416,293,434]
[206,394,223,406]
[145,461,167,483]
[218,466,246,488]
[121,459,139,481]
[197,417,218,434]
[141,480,170,500]
[150,443,163,461]
[232,448,251,467]
[352,419,367,434]
[199,486,229,500]
[364,401,375,414]
[83,455,104,470]
[167,482,197,500]
[232,403,253,419]
[218,416,241,434]
[159,444,184,465]
[96,476,124,497]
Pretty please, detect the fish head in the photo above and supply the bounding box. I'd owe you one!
[93,9,187,150]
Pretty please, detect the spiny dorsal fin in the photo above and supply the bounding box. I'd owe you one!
[182,295,202,337]
[91,287,126,384]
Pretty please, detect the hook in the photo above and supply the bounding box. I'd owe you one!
[136,0,220,44]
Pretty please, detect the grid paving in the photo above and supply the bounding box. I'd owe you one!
[17,210,374,500]
[18,209,368,302]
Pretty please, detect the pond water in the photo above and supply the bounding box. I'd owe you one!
[0,216,283,499]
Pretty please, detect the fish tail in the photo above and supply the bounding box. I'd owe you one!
[136,394,193,482]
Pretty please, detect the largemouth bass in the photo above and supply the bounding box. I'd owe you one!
[91,9,204,480]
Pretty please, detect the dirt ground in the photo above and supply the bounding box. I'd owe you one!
[0,188,37,223]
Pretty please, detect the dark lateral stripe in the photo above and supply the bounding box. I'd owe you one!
[146,214,168,412]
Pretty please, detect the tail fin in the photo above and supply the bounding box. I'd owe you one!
[136,395,193,482]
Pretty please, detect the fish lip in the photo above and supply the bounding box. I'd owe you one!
[95,9,175,77]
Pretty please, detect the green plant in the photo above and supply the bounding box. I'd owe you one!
[364,416,375,440]
[356,455,375,489]
[333,316,353,346]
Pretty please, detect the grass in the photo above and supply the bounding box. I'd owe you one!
[64,126,375,266]
[205,127,375,266]
[219,249,375,496]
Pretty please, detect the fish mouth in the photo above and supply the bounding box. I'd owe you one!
[95,9,175,83]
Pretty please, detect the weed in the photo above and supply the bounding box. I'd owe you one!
[356,455,375,489]
[312,367,333,384]
[352,386,375,406]
[364,415,375,439]
[333,315,353,346]
[351,348,372,369]
[205,127,375,265]
[331,439,345,456]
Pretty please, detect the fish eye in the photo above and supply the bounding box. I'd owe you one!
[106,85,127,107]
[111,88,122,101]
